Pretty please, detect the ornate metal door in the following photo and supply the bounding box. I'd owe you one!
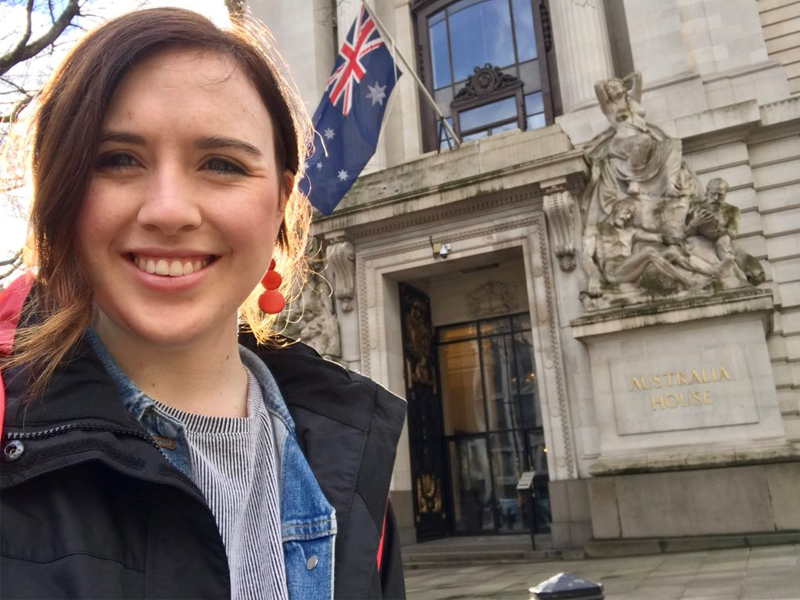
[399,283,449,541]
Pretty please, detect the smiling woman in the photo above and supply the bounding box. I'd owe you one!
[0,8,406,600]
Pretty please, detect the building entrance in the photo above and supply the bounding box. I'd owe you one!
[437,314,551,535]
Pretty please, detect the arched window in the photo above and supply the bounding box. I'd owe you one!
[414,0,555,151]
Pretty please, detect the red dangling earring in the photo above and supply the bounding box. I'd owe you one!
[258,259,286,314]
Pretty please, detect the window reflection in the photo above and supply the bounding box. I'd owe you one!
[490,431,526,531]
[438,340,486,435]
[437,313,550,533]
[449,438,493,532]
[430,0,540,86]
[430,19,451,89]
[459,96,517,132]
[420,0,551,150]
[449,0,515,83]
[512,0,537,61]
[525,92,545,131]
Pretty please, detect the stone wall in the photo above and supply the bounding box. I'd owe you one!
[425,258,529,327]
[750,132,800,438]
[681,121,800,441]
[588,462,800,539]
[759,0,800,95]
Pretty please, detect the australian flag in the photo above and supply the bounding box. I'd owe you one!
[301,6,402,215]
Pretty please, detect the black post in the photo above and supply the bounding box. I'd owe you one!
[527,489,536,551]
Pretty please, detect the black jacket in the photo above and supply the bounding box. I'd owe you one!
[0,333,407,599]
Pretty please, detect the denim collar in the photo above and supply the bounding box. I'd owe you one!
[82,328,297,476]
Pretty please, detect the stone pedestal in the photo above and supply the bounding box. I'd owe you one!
[571,290,797,541]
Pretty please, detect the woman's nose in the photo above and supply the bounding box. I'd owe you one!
[136,168,202,235]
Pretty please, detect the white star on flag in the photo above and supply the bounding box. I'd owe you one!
[366,82,387,106]
[324,128,335,140]
[316,162,323,170]
[337,170,348,181]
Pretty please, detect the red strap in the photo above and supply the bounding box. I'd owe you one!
[376,498,389,571]
[0,271,35,433]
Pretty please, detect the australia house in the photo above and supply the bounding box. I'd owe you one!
[247,0,800,552]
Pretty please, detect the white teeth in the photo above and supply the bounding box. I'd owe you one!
[168,260,183,277]
[132,255,211,277]
[155,260,169,275]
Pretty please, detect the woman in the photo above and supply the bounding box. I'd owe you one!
[583,72,683,229]
[0,8,406,599]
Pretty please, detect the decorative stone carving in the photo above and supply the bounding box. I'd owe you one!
[579,72,764,311]
[467,281,520,318]
[687,178,765,287]
[281,239,341,360]
[543,185,578,272]
[452,64,522,105]
[325,237,356,312]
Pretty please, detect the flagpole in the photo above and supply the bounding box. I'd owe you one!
[358,0,461,147]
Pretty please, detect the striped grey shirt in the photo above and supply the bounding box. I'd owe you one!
[156,368,288,600]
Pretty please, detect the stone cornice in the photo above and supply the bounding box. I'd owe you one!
[571,290,774,340]
[312,127,587,238]
[589,442,800,477]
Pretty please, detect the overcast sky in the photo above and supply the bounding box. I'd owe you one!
[0,1,230,263]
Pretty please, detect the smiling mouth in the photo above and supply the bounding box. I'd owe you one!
[129,254,217,277]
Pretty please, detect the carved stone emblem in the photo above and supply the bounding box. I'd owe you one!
[467,281,520,318]
[579,72,764,310]
[452,64,522,105]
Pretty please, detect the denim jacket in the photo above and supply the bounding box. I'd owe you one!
[84,330,337,600]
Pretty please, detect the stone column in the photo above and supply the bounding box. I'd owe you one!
[548,0,615,112]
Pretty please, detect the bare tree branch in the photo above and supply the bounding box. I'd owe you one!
[0,93,33,123]
[0,0,81,77]
[8,0,37,70]
[0,250,25,291]
[0,249,23,269]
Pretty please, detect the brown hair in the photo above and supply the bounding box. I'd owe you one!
[8,8,312,398]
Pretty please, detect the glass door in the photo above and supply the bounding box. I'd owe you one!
[437,313,550,535]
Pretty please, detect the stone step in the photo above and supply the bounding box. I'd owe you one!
[402,548,571,569]
[584,530,800,558]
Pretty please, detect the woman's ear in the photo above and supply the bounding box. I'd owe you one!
[279,169,294,213]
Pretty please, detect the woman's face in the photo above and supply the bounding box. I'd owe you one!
[605,79,625,99]
[78,48,288,350]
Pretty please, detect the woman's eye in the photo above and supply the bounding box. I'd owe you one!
[97,152,139,170]
[205,158,245,176]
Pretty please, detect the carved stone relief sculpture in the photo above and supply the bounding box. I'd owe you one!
[467,281,520,318]
[281,239,342,360]
[579,72,765,310]
[325,238,356,312]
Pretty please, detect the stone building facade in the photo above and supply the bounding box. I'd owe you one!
[247,0,800,551]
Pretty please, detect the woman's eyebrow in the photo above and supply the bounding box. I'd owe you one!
[194,136,263,157]
[99,132,263,158]
[101,131,146,145]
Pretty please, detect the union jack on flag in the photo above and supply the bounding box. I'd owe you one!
[326,7,385,116]
[300,5,402,215]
